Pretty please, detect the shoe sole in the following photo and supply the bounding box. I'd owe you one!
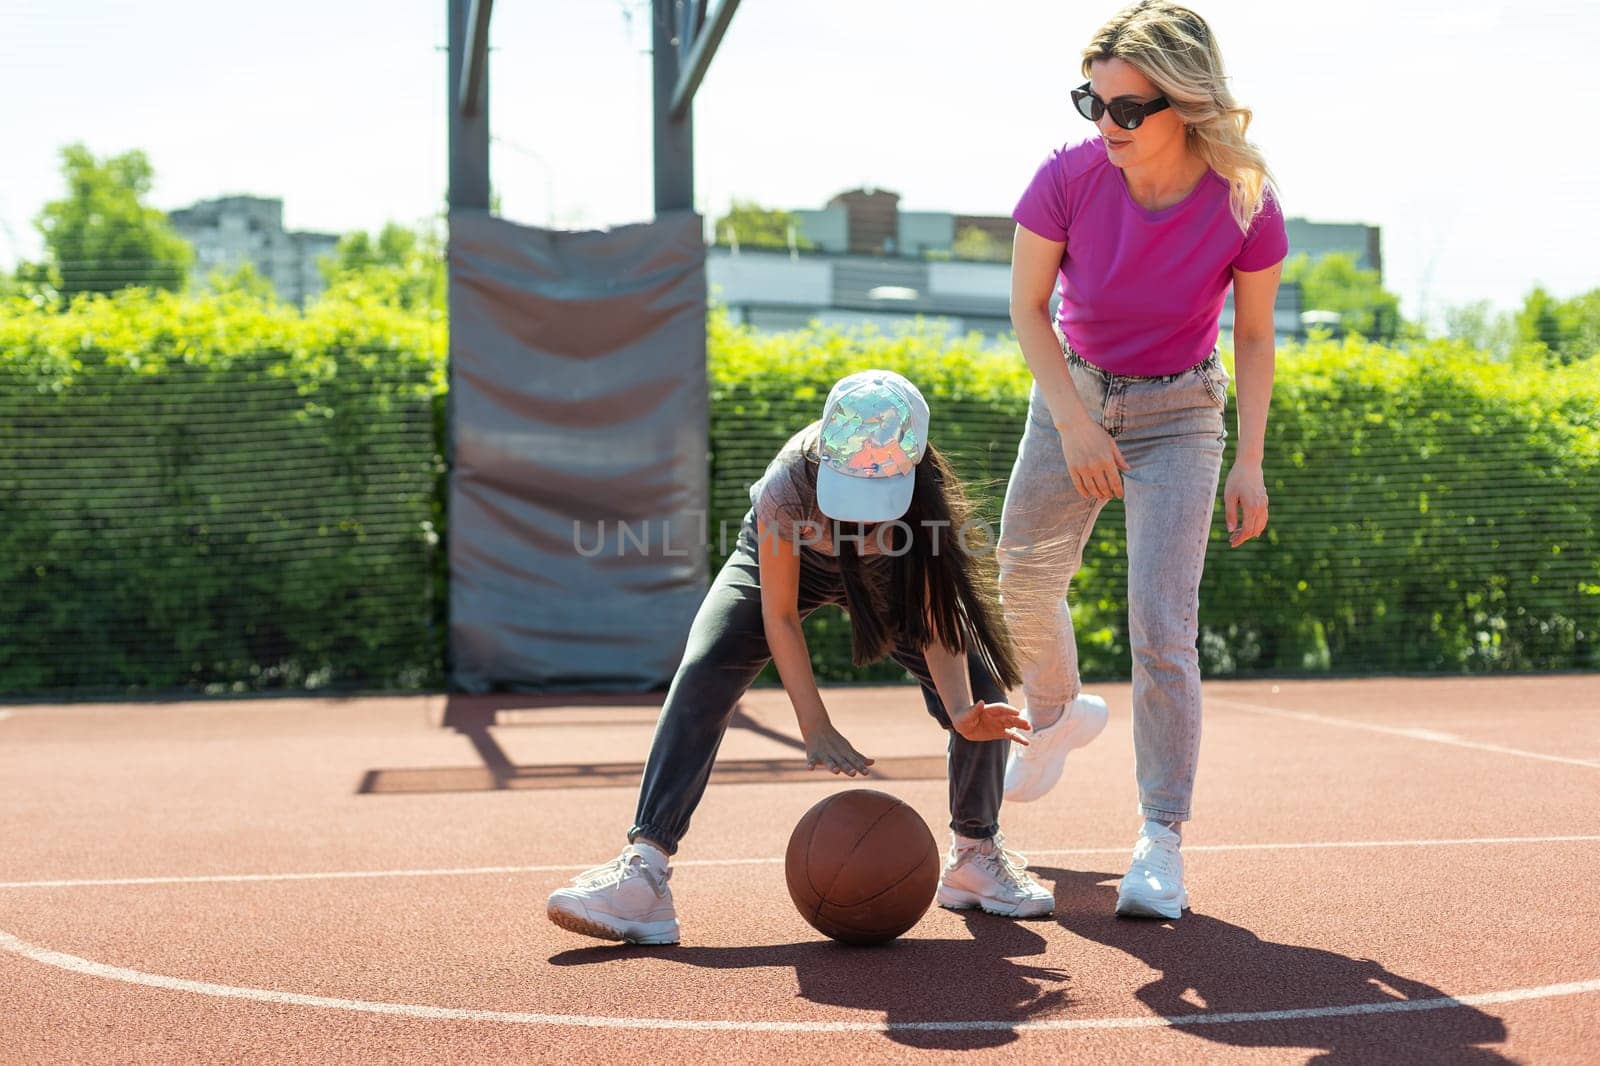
[547,903,679,945]
[1114,891,1189,920]
[936,885,1054,919]
[1004,700,1111,803]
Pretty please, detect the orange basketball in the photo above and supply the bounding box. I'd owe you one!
[785,789,940,945]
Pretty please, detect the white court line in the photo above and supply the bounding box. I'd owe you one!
[0,711,12,722]
[0,928,1596,1031]
[1210,697,1600,769]
[3,834,1597,890]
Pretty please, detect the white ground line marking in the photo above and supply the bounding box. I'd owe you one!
[0,711,12,721]
[2,835,1597,891]
[0,928,1595,1031]
[1210,697,1600,769]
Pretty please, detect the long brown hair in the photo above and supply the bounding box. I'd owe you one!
[808,442,1021,689]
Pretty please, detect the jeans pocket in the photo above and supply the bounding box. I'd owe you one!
[1196,357,1229,410]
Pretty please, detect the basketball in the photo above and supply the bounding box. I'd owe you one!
[784,788,940,945]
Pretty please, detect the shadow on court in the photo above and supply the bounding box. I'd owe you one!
[1039,866,1513,1064]
[357,696,947,793]
[548,870,1515,1058]
[549,911,1069,1050]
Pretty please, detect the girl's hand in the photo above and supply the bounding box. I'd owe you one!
[802,720,875,776]
[950,700,1032,744]
[1225,460,1269,547]
[1059,418,1130,500]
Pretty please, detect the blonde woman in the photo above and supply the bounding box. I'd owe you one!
[997,1,1287,919]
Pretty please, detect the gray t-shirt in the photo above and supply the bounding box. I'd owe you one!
[747,422,889,560]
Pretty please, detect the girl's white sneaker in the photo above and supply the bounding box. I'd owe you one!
[547,845,680,945]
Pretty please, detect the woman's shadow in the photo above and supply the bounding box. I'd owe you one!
[549,874,1517,1058]
[549,911,1071,1050]
[1039,866,1513,1065]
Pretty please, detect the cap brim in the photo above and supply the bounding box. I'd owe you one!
[816,464,916,523]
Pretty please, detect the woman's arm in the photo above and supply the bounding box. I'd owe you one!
[1226,260,1283,547]
[756,517,873,775]
[922,638,1031,745]
[1011,225,1129,500]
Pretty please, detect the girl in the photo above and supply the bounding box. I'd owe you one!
[548,369,1054,944]
[997,1,1288,919]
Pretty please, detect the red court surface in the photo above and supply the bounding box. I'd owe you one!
[2,676,1598,1064]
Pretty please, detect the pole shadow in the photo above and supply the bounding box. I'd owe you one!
[1038,866,1514,1064]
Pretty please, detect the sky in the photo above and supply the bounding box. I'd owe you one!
[2,0,1595,327]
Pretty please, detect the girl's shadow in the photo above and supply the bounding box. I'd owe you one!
[1038,866,1514,1065]
[549,911,1070,1050]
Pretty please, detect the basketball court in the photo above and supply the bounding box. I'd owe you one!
[3,674,1597,1062]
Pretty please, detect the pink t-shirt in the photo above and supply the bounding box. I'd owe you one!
[1012,133,1289,376]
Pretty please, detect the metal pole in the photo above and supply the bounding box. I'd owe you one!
[652,0,694,214]
[671,0,740,120]
[459,0,494,118]
[449,0,490,211]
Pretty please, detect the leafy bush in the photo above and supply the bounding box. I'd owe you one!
[708,314,1600,681]
[3,292,1593,696]
[0,287,445,694]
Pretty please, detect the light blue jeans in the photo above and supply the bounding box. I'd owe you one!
[996,337,1228,822]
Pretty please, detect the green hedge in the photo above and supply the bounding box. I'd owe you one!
[708,315,1600,680]
[2,292,1595,696]
[0,289,446,694]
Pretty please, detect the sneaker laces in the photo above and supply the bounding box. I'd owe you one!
[973,834,1037,893]
[1131,834,1177,877]
[573,849,670,894]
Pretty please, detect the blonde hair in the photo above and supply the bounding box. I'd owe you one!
[1082,1,1278,234]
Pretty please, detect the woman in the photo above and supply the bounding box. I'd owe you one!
[997,1,1287,919]
[548,369,1055,945]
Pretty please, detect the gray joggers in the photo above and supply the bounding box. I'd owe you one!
[629,518,1009,854]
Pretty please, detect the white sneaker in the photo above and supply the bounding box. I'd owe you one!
[546,845,680,945]
[936,832,1055,918]
[1115,820,1188,919]
[1003,694,1109,803]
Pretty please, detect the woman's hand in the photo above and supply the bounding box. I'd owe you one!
[1225,460,1269,547]
[950,700,1032,744]
[802,719,875,777]
[1059,418,1130,500]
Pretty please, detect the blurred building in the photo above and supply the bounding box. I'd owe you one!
[712,186,1380,344]
[169,196,340,306]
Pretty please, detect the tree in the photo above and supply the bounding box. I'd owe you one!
[1282,251,1404,342]
[1560,289,1600,361]
[712,200,811,251]
[1442,299,1517,360]
[951,225,1010,263]
[206,261,280,303]
[1516,286,1564,352]
[315,219,445,312]
[1514,285,1598,363]
[32,144,192,300]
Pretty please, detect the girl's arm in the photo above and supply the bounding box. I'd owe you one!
[922,639,1032,745]
[756,517,874,776]
[1226,260,1282,547]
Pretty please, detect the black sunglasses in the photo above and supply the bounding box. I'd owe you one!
[1071,82,1171,130]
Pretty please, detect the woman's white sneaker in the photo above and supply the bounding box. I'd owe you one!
[1003,693,1109,803]
[546,845,680,945]
[1115,820,1188,919]
[936,832,1055,918]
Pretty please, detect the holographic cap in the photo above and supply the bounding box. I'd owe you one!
[815,369,930,522]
